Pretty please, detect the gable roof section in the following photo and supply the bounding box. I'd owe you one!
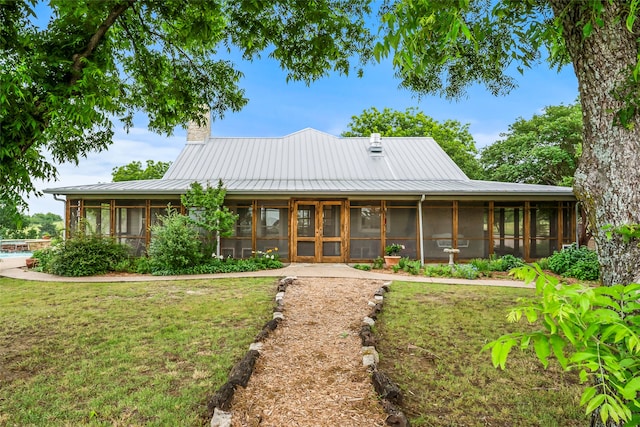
[44,128,575,199]
[163,128,469,182]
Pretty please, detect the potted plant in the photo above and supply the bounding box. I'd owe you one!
[383,243,405,267]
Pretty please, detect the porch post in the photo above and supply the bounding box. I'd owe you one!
[418,195,425,266]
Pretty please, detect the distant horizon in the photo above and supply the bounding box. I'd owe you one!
[28,53,579,216]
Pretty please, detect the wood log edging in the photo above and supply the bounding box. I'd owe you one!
[207,276,297,427]
[362,281,411,427]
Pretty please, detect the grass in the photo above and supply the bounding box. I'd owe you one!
[375,281,588,427]
[0,277,275,426]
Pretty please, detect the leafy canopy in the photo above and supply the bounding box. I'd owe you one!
[342,107,482,179]
[375,0,566,99]
[480,102,582,186]
[111,160,172,182]
[1,0,374,208]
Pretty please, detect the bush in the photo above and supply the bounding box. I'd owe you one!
[536,257,550,271]
[453,264,479,280]
[470,258,491,274]
[151,257,283,276]
[548,246,600,280]
[31,246,58,272]
[424,264,453,278]
[402,259,421,275]
[148,210,204,273]
[133,256,152,274]
[47,235,129,277]
[372,257,384,269]
[499,254,525,271]
[353,264,371,271]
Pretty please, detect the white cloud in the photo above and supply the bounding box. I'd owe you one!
[26,129,185,215]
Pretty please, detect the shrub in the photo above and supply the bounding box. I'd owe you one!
[151,257,283,276]
[424,264,453,277]
[536,257,550,271]
[148,210,204,273]
[47,235,129,277]
[31,246,58,272]
[470,258,491,274]
[403,259,421,275]
[548,246,600,280]
[453,264,479,280]
[353,264,371,271]
[398,257,409,269]
[499,254,525,271]
[134,256,152,274]
[372,257,385,269]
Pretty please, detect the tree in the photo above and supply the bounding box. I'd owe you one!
[0,203,33,239]
[374,2,640,425]
[480,102,582,187]
[112,160,172,182]
[342,107,483,178]
[181,181,237,258]
[376,0,640,283]
[1,0,374,209]
[29,212,63,238]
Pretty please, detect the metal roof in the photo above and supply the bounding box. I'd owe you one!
[44,128,575,199]
[163,128,468,181]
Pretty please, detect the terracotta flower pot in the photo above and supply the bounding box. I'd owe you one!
[383,255,401,268]
[25,258,38,269]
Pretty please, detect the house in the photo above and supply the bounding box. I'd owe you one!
[44,117,576,263]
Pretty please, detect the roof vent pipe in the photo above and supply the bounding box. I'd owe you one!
[369,133,383,153]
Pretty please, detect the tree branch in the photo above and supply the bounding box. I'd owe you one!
[70,1,135,85]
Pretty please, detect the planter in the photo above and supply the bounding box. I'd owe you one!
[383,255,401,268]
[25,258,38,269]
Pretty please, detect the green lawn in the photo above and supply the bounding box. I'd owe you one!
[0,277,275,426]
[375,281,589,427]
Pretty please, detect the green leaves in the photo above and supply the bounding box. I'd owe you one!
[112,160,172,182]
[485,265,640,424]
[479,102,582,186]
[2,0,375,207]
[181,180,238,258]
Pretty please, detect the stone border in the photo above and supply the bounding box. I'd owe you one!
[360,281,410,427]
[208,276,297,427]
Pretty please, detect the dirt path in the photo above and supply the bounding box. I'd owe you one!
[231,277,388,426]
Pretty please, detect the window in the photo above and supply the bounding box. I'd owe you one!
[257,205,289,260]
[386,205,417,259]
[423,202,453,260]
[458,202,490,259]
[530,202,559,258]
[493,203,524,258]
[349,203,381,259]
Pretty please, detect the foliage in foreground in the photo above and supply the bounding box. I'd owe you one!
[0,277,274,425]
[376,281,586,426]
[485,265,640,426]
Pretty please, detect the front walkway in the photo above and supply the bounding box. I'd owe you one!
[0,258,532,288]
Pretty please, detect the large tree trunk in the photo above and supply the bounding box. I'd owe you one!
[551,0,640,287]
[550,2,640,426]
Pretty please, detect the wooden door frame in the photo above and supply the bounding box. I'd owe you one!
[292,200,346,262]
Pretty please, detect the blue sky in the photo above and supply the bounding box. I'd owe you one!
[32,52,579,216]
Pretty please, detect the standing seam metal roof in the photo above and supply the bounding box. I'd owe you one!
[43,128,575,199]
[162,128,469,182]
